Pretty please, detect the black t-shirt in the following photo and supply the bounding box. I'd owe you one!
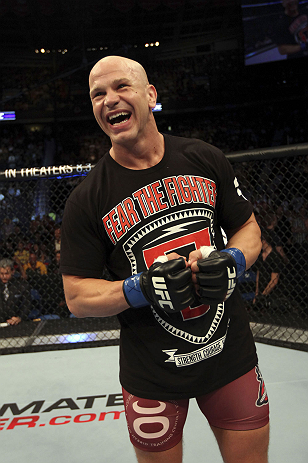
[254,250,283,296]
[274,9,308,59]
[60,134,257,400]
[0,278,31,322]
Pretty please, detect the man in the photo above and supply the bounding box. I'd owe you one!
[24,252,48,316]
[275,0,308,58]
[60,56,269,463]
[14,240,30,265]
[23,252,48,276]
[0,258,31,325]
[42,251,70,318]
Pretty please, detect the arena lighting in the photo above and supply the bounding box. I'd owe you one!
[30,49,69,54]
[152,103,162,112]
[0,111,16,121]
[145,42,159,48]
[64,333,97,343]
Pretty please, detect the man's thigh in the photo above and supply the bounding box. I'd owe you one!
[122,388,189,453]
[211,423,270,463]
[196,365,269,430]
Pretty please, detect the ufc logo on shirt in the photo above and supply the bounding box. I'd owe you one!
[152,276,175,311]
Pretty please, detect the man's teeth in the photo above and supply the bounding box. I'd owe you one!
[108,112,130,125]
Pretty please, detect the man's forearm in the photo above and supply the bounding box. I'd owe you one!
[226,214,262,270]
[262,273,279,296]
[62,275,129,318]
[278,44,301,55]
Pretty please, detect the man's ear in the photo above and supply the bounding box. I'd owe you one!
[147,84,157,109]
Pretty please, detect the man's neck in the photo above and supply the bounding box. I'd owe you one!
[110,131,165,170]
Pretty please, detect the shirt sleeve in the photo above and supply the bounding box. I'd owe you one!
[215,153,253,232]
[60,198,107,278]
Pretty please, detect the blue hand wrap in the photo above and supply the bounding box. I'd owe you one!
[221,248,246,278]
[123,273,149,308]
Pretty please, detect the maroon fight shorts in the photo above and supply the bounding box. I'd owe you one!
[122,365,269,452]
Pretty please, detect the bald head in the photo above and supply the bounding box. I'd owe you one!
[88,54,159,151]
[89,56,149,89]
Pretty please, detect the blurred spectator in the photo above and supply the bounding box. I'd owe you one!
[253,234,284,312]
[41,251,70,318]
[0,218,14,240]
[23,252,48,318]
[274,0,308,59]
[290,206,308,252]
[14,240,30,266]
[263,212,289,263]
[275,205,293,247]
[54,226,61,252]
[0,258,31,325]
[29,216,43,238]
[9,225,24,250]
[24,252,48,276]
[0,238,14,259]
[38,243,52,267]
[289,206,308,303]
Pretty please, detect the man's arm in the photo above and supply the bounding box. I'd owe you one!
[62,276,129,318]
[223,212,261,270]
[189,213,261,270]
[262,272,279,296]
[278,44,302,56]
[189,213,261,304]
[63,256,195,318]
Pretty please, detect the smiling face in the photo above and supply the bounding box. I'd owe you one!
[89,56,157,149]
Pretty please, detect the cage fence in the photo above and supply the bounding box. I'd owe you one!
[0,144,307,355]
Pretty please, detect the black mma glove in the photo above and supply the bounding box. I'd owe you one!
[123,258,195,313]
[196,248,246,305]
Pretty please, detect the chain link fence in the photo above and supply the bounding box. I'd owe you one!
[0,144,307,354]
[229,144,308,351]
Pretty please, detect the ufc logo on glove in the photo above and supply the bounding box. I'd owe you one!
[152,276,175,311]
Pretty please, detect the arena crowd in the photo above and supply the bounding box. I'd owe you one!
[0,50,307,325]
